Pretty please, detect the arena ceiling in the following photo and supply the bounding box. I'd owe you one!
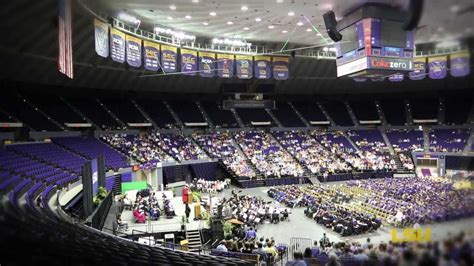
[89,0,474,46]
[0,0,473,95]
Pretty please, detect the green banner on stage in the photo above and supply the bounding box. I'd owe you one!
[121,181,147,193]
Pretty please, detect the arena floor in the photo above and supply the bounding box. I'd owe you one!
[113,183,474,248]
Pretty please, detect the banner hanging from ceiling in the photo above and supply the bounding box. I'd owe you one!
[273,56,289,80]
[198,51,216,78]
[181,49,197,76]
[450,52,470,77]
[110,28,126,63]
[428,56,448,79]
[94,19,109,58]
[161,44,178,72]
[388,73,404,82]
[125,34,142,68]
[254,56,271,79]
[409,57,426,80]
[143,40,160,71]
[235,55,253,79]
[216,53,234,78]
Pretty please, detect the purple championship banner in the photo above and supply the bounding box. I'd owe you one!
[94,19,109,58]
[235,55,253,79]
[388,73,404,82]
[428,56,448,79]
[356,21,364,49]
[181,49,197,76]
[125,34,142,68]
[143,40,160,72]
[254,55,271,79]
[409,57,426,80]
[353,77,367,82]
[371,18,381,47]
[450,52,470,77]
[110,28,126,63]
[273,56,289,80]
[198,51,215,78]
[161,44,177,72]
[217,53,234,78]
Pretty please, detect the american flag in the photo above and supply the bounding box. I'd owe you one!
[58,0,73,79]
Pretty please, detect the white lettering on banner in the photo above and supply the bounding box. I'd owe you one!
[337,57,368,77]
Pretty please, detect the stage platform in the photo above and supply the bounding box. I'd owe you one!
[111,184,474,250]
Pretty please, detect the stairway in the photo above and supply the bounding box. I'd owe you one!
[163,101,184,127]
[380,129,395,156]
[132,100,158,129]
[374,100,388,125]
[342,132,360,152]
[19,94,65,131]
[113,174,122,195]
[265,109,283,127]
[185,230,203,252]
[196,101,214,128]
[270,132,312,179]
[288,102,310,127]
[230,136,264,179]
[423,128,430,152]
[96,99,127,128]
[59,96,97,127]
[344,101,360,126]
[307,176,321,185]
[230,109,245,128]
[463,131,474,153]
[393,154,405,172]
[316,102,336,126]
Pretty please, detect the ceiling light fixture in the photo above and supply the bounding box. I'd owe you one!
[169,5,176,10]
[243,27,250,30]
[185,15,192,19]
[241,6,248,11]
[210,11,216,16]
[268,25,274,29]
[203,22,209,25]
[154,27,196,41]
[227,21,234,25]
[192,0,199,2]
[212,37,252,47]
[450,5,460,13]
[282,30,288,33]
[317,33,322,36]
[306,28,312,32]
[255,17,262,22]
[118,13,141,25]
[167,16,173,20]
[288,11,295,16]
[297,21,303,26]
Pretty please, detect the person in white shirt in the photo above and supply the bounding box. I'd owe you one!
[216,240,228,252]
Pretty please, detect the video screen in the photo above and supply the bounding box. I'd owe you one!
[381,20,406,48]
[340,25,359,54]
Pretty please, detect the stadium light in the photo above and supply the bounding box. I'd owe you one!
[212,37,251,47]
[154,27,196,41]
[118,13,141,26]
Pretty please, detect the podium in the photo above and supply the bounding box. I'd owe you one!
[194,203,201,220]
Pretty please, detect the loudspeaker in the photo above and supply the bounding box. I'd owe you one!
[403,0,424,30]
[323,11,343,42]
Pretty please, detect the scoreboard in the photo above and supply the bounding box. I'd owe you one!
[336,18,414,78]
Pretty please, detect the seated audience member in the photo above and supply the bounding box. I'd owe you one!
[116,214,128,230]
[286,251,307,266]
[320,233,330,248]
[311,241,320,257]
[265,242,279,261]
[303,247,313,259]
[216,240,228,252]
[133,208,146,223]
[164,199,176,217]
[252,242,268,262]
[245,227,257,240]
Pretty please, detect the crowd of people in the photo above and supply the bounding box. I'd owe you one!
[284,231,473,266]
[274,131,352,175]
[189,178,231,193]
[345,177,474,226]
[234,131,304,178]
[101,133,175,165]
[268,185,376,236]
[216,234,286,263]
[194,132,256,179]
[217,190,290,227]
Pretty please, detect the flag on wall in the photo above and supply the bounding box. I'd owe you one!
[58,0,73,79]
